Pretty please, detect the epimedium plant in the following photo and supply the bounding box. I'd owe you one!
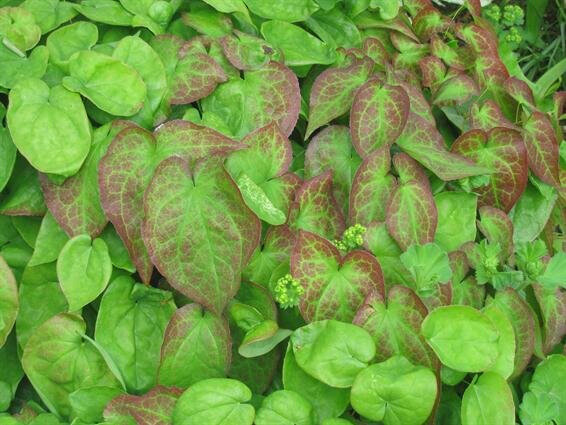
[0,0,565,424]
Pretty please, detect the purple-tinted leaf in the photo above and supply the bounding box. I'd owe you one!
[41,121,131,238]
[413,6,448,41]
[287,171,345,241]
[403,0,434,17]
[392,152,431,189]
[99,121,241,283]
[433,73,479,107]
[0,156,46,216]
[430,35,468,70]
[386,179,437,251]
[477,206,514,261]
[354,286,439,370]
[158,304,231,388]
[451,127,528,212]
[104,386,182,425]
[291,230,384,322]
[504,77,535,107]
[361,37,389,66]
[396,113,491,180]
[262,173,302,217]
[533,284,566,354]
[522,111,560,187]
[151,35,227,105]
[420,282,452,311]
[393,79,435,124]
[470,100,519,132]
[142,156,261,314]
[452,276,485,310]
[350,78,410,157]
[349,147,396,226]
[305,56,373,139]
[491,289,537,379]
[305,126,361,216]
[220,30,279,71]
[419,55,446,89]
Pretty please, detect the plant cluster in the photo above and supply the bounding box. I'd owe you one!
[0,0,565,425]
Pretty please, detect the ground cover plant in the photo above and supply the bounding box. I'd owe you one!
[0,0,565,424]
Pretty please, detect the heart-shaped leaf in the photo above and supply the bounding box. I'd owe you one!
[0,255,18,347]
[142,156,260,314]
[477,206,513,261]
[291,230,384,322]
[533,284,566,354]
[522,111,560,187]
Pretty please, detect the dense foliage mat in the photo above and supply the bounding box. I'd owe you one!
[0,0,565,424]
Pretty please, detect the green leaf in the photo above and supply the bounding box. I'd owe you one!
[255,390,314,425]
[7,79,91,177]
[434,192,477,252]
[261,20,336,66]
[282,343,349,423]
[0,7,41,51]
[291,320,375,388]
[158,304,231,388]
[350,356,437,425]
[22,313,120,418]
[354,286,439,370]
[0,256,18,347]
[533,284,566,354]
[56,234,112,312]
[0,128,16,193]
[0,44,48,89]
[27,213,69,267]
[21,0,77,34]
[539,252,566,290]
[142,156,260,314]
[69,386,123,424]
[400,243,452,296]
[95,276,176,393]
[421,305,499,372]
[477,206,514,261]
[305,7,361,48]
[63,50,146,117]
[219,30,279,70]
[243,0,318,21]
[522,111,560,186]
[291,230,384,322]
[482,304,515,380]
[46,22,98,72]
[72,0,134,26]
[172,379,255,425]
[461,372,515,425]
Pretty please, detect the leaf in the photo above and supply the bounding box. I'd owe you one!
[396,113,492,180]
[99,121,241,283]
[305,7,361,49]
[461,372,515,425]
[305,125,362,215]
[22,313,120,418]
[539,252,566,289]
[354,286,439,370]
[46,22,98,72]
[57,234,112,312]
[288,171,345,241]
[255,390,315,425]
[0,7,41,51]
[421,305,500,372]
[0,44,48,89]
[0,256,18,347]
[434,192,477,252]
[95,276,176,393]
[158,304,231,388]
[7,79,91,177]
[282,344,349,423]
[73,0,134,26]
[477,206,514,261]
[261,20,336,66]
[350,79,409,157]
[172,379,255,425]
[291,320,375,388]
[451,127,528,212]
[305,57,373,138]
[41,121,131,237]
[350,355,438,425]
[533,284,566,354]
[291,230,384,322]
[522,111,560,186]
[142,157,260,314]
[243,0,318,21]
[400,243,452,296]
[104,386,182,425]
[386,179,437,251]
[482,304,515,380]
[349,146,396,226]
[0,127,16,193]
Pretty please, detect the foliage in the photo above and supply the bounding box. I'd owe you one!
[0,0,565,425]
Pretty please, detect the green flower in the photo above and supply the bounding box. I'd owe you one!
[502,5,524,27]
[484,4,501,23]
[333,224,366,252]
[273,274,304,309]
[504,27,522,44]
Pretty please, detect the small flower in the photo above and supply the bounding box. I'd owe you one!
[502,5,524,27]
[273,274,304,309]
[484,4,501,22]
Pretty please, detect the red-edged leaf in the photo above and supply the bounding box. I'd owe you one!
[349,146,397,226]
[413,6,449,41]
[504,77,535,107]
[470,100,519,131]
[491,289,537,379]
[142,156,260,314]
[419,55,446,89]
[533,285,566,354]
[392,152,431,189]
[430,35,468,70]
[433,73,479,107]
[41,121,131,238]
[291,230,384,322]
[262,172,303,216]
[465,0,482,19]
[0,156,46,216]
[403,0,433,17]
[354,286,439,370]
[350,79,410,156]
[393,79,436,124]
[361,37,389,65]
[305,56,373,139]
[363,221,408,286]
[421,283,452,311]
[305,126,361,216]
[99,121,241,283]
[522,111,560,186]
[104,386,182,425]
[158,304,231,388]
[386,179,437,251]
[219,30,278,71]
[451,127,528,212]
[287,171,345,241]
[477,206,514,261]
[396,112,492,180]
[452,274,485,310]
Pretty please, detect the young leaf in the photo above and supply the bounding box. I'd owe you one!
[477,206,514,261]
[400,243,452,296]
[254,390,315,425]
[434,192,477,252]
[291,230,384,322]
[142,156,260,314]
[482,304,515,380]
[461,372,515,425]
[0,256,18,347]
